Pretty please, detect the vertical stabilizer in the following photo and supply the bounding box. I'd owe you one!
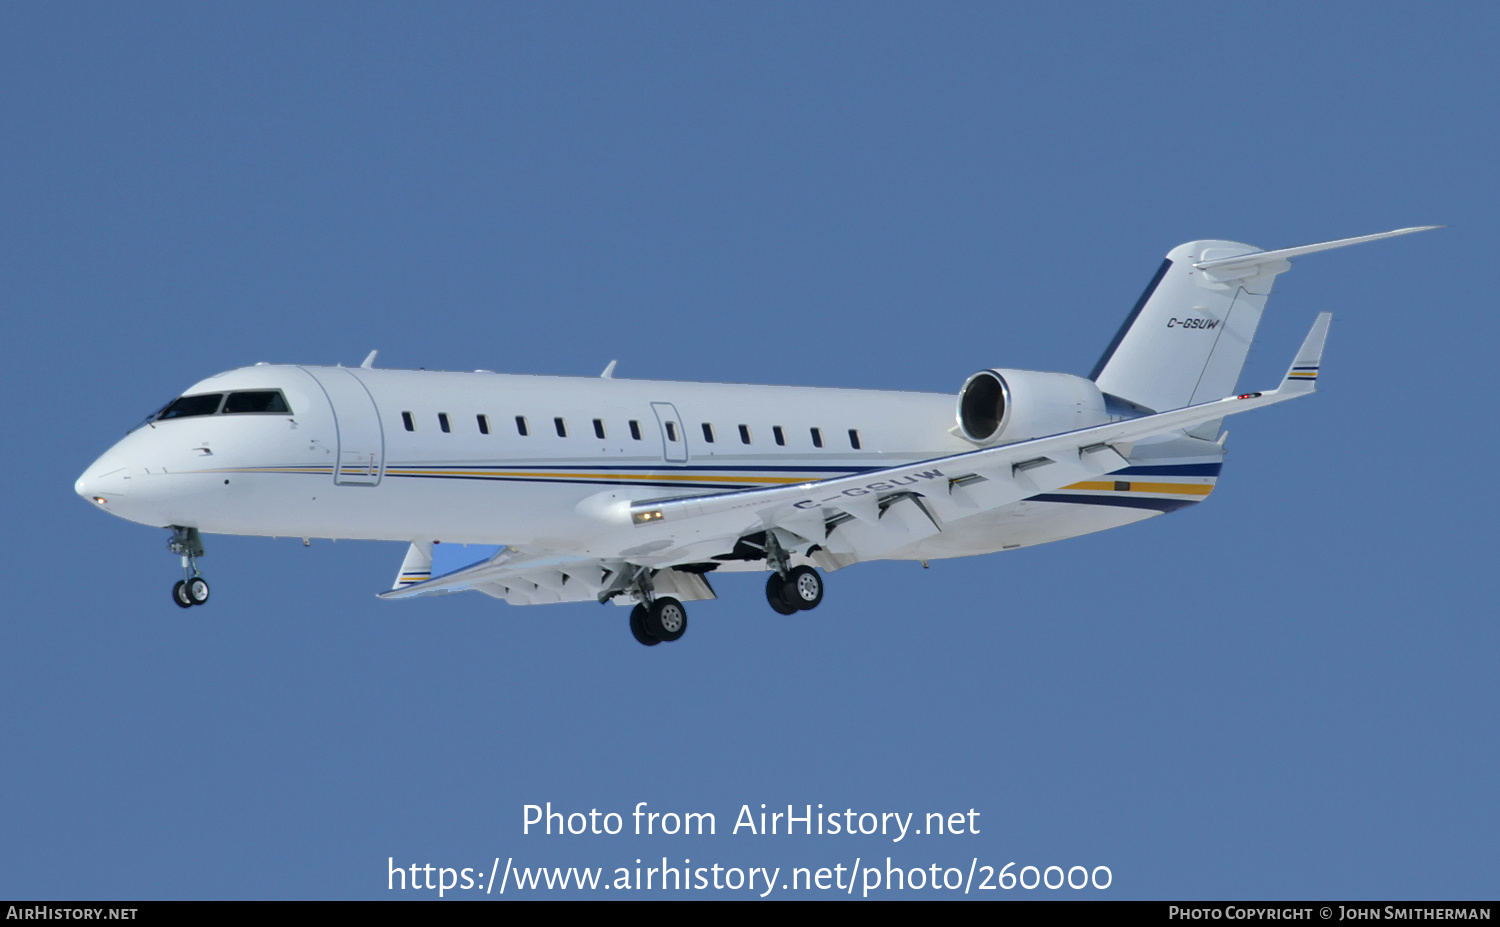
[1090,240,1285,413]
[1091,227,1435,413]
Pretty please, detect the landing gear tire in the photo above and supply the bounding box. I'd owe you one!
[186,577,211,606]
[172,581,194,609]
[645,597,688,642]
[766,574,799,615]
[784,565,823,611]
[629,604,660,647]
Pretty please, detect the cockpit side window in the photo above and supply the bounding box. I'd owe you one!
[223,390,292,414]
[156,393,225,420]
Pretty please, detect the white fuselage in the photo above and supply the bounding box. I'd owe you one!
[76,363,1223,570]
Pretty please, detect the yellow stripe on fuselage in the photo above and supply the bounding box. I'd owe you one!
[1064,480,1214,496]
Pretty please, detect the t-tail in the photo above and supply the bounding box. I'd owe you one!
[1090,227,1436,415]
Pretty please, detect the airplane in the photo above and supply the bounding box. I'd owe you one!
[75,227,1434,646]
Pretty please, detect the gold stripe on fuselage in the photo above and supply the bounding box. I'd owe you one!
[1063,480,1214,496]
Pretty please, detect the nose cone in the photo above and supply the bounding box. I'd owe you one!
[77,431,185,529]
[76,452,131,505]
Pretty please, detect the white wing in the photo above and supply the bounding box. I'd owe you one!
[379,545,718,606]
[628,314,1330,548]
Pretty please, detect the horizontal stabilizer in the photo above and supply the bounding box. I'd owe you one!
[1192,226,1439,274]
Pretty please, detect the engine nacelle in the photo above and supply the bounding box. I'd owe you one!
[955,369,1108,445]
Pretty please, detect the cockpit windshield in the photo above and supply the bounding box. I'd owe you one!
[156,393,224,420]
[223,390,291,413]
[152,390,292,422]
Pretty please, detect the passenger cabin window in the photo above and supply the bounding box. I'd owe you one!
[848,429,861,449]
[516,415,529,436]
[402,412,415,432]
[554,417,567,437]
[477,414,490,435]
[665,422,679,442]
[629,420,642,440]
[739,424,752,444]
[593,418,606,439]
[156,393,224,420]
[810,427,823,448]
[701,423,715,443]
[438,413,451,433]
[772,425,785,446]
[222,390,291,414]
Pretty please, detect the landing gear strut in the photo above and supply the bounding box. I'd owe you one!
[168,526,209,608]
[763,532,823,614]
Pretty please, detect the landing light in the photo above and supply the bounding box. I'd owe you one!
[632,509,664,525]
[92,497,108,505]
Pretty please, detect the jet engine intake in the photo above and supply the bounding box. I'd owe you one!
[955,369,1109,445]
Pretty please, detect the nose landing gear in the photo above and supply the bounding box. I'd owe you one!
[168,526,210,608]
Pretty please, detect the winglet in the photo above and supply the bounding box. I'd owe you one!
[361,350,379,369]
[391,541,433,590]
[1279,312,1332,394]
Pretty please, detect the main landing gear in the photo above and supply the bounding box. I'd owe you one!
[168,526,210,609]
[618,534,828,645]
[763,532,824,615]
[767,565,823,613]
[622,567,688,647]
[629,597,688,646]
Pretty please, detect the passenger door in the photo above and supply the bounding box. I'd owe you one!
[301,367,385,485]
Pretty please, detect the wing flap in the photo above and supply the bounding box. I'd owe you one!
[824,494,943,559]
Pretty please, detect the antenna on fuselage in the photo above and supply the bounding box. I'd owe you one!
[361,350,378,369]
[600,360,617,379]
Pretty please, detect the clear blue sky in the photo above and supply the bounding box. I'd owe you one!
[3,3,1494,899]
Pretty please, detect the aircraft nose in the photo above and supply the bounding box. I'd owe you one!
[76,452,132,507]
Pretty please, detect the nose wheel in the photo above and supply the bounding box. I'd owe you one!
[168,526,210,609]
